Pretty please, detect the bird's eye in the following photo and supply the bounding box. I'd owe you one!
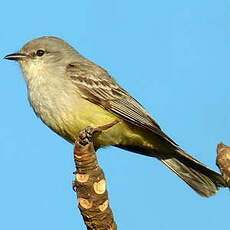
[36,50,45,57]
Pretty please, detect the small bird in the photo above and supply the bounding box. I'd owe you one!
[5,36,227,197]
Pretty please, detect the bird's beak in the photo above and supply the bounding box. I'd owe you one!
[4,52,28,61]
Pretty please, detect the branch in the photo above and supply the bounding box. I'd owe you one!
[72,127,117,230]
[216,142,230,186]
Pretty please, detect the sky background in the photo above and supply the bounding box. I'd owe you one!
[1,1,230,229]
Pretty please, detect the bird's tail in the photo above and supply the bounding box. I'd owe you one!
[160,148,227,197]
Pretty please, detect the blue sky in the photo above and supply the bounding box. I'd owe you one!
[1,1,230,229]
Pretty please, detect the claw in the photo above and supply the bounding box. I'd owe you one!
[78,120,119,146]
[79,126,95,146]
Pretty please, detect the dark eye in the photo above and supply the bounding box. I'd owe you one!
[36,50,45,57]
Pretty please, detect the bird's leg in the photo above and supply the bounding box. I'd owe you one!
[93,119,120,133]
[78,120,119,146]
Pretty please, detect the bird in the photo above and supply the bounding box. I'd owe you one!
[4,36,227,197]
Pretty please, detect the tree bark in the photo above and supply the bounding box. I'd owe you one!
[216,142,230,186]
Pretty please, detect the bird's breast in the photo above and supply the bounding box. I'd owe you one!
[25,73,156,150]
[27,77,120,144]
[27,77,81,141]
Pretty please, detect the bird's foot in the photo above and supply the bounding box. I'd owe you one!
[79,126,95,146]
[78,120,119,146]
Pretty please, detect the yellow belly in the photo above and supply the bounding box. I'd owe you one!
[30,85,162,152]
[44,94,155,150]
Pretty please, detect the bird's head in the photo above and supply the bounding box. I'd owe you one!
[4,36,80,82]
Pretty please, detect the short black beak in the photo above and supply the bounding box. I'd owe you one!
[4,52,28,61]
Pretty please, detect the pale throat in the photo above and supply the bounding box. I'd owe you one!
[20,59,59,83]
[21,60,82,141]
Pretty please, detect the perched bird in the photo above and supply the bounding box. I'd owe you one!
[5,36,227,197]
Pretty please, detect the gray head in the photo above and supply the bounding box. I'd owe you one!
[5,36,82,82]
[5,36,80,62]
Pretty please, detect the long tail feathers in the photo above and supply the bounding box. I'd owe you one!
[160,148,227,197]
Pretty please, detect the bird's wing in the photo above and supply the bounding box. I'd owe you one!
[66,61,177,145]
